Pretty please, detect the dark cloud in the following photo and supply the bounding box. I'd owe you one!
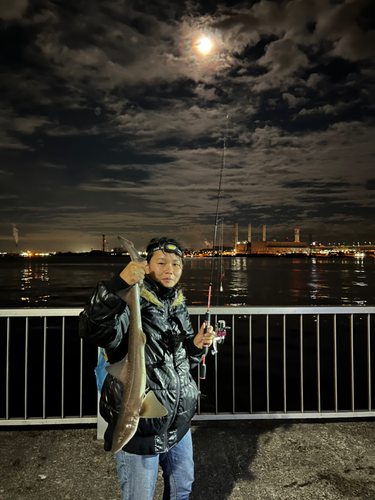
[0,0,374,251]
[365,179,375,191]
[0,0,28,21]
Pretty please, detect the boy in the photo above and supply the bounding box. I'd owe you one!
[79,237,213,499]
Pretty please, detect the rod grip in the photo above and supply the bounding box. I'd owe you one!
[202,311,211,353]
[200,311,211,380]
[200,362,207,380]
[204,310,211,327]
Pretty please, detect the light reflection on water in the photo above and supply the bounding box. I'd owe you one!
[20,262,50,304]
[309,258,330,302]
[228,258,249,306]
[310,258,372,306]
[0,255,374,308]
[182,255,375,307]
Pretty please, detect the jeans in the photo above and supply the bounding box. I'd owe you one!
[115,430,194,500]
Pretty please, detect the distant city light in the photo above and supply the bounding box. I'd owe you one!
[20,251,51,257]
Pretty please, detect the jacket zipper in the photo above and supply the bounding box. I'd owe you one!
[167,301,181,427]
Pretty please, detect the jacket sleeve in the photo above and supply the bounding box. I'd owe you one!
[179,304,203,369]
[78,273,131,352]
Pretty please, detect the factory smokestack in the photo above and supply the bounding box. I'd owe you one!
[294,228,300,243]
[12,224,19,252]
[262,224,266,242]
[102,233,107,252]
[248,224,251,242]
[234,223,238,252]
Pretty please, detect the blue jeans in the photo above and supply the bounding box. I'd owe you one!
[115,430,194,500]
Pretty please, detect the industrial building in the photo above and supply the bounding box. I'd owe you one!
[235,224,307,256]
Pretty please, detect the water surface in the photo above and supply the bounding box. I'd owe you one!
[1,254,374,308]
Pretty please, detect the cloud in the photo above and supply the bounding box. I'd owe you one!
[0,0,28,20]
[14,116,50,134]
[0,194,17,199]
[0,107,50,150]
[39,162,67,169]
[0,135,32,151]
[258,38,309,77]
[298,104,336,116]
[32,5,201,90]
[333,27,375,61]
[282,93,307,108]
[0,0,374,251]
[45,124,100,137]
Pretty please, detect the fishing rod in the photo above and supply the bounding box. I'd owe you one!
[217,218,225,296]
[200,115,229,380]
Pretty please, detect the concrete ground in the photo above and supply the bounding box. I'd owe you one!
[0,419,374,500]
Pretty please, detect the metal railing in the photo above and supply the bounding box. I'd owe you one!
[193,306,373,420]
[0,306,374,428]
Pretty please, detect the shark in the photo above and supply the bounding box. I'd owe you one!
[105,237,168,454]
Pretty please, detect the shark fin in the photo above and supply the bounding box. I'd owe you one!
[105,355,128,385]
[139,390,168,418]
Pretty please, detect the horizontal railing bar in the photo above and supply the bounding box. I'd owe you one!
[1,305,375,318]
[0,417,97,426]
[193,411,375,421]
[191,306,375,315]
[0,309,84,317]
[3,408,375,427]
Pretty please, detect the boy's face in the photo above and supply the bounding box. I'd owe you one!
[145,250,183,288]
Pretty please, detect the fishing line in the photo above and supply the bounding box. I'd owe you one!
[201,114,229,380]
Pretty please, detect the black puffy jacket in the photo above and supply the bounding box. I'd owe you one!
[79,273,203,455]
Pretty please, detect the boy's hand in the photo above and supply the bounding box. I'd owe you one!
[120,261,147,285]
[193,323,214,349]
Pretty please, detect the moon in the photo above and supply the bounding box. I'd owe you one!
[195,36,213,56]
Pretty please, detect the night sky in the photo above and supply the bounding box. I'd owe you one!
[1,0,374,252]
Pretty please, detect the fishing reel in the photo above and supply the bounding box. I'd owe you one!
[211,319,229,355]
[201,316,230,379]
